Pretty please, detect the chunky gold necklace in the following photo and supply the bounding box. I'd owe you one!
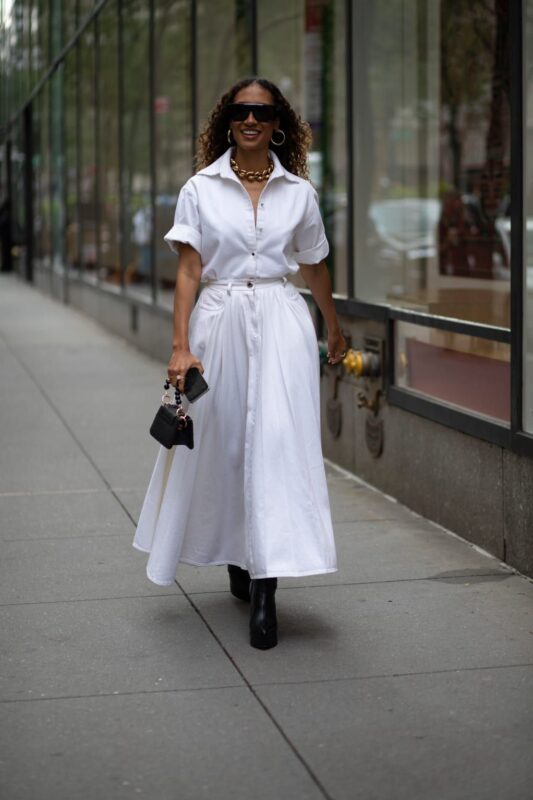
[230,157,274,182]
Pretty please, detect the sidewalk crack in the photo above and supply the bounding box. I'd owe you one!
[175,577,335,800]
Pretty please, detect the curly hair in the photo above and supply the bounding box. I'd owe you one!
[195,78,313,179]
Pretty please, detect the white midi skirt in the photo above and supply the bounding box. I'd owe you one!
[132,276,338,585]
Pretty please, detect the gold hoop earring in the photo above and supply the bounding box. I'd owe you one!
[270,129,286,146]
[227,129,233,144]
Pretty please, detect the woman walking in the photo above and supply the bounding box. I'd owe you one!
[133,78,347,650]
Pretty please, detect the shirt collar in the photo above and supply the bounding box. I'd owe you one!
[197,147,300,184]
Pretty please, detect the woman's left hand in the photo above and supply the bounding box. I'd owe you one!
[298,263,347,366]
[327,328,347,365]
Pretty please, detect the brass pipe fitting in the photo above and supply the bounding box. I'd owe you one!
[342,348,381,379]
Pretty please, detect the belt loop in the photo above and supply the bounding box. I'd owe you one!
[226,281,233,295]
[282,276,288,287]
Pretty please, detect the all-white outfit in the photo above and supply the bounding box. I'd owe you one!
[132,147,338,584]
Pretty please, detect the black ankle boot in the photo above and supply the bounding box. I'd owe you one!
[249,578,278,650]
[227,565,251,602]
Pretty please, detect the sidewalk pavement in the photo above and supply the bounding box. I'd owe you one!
[1,274,532,800]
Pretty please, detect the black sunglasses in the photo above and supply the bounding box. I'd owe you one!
[226,103,278,123]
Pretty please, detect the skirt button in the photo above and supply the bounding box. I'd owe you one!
[247,281,253,288]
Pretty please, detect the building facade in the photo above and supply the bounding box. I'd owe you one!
[1,0,532,576]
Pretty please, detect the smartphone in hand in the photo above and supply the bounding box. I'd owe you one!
[184,367,209,402]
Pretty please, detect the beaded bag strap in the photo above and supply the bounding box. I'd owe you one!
[163,379,186,417]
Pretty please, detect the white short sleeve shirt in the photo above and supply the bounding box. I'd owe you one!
[163,147,329,281]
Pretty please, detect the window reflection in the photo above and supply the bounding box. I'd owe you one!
[196,0,252,127]
[63,1,78,47]
[64,49,79,275]
[257,0,348,295]
[12,0,30,95]
[98,3,121,287]
[154,0,192,309]
[79,1,96,24]
[50,67,65,276]
[354,0,510,326]
[80,23,97,278]
[122,0,152,298]
[13,0,29,106]
[396,321,510,423]
[38,0,49,76]
[35,84,51,272]
[11,119,27,276]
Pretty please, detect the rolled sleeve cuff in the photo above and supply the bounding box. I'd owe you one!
[294,237,329,265]
[163,224,201,256]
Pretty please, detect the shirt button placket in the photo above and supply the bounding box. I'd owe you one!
[254,200,265,277]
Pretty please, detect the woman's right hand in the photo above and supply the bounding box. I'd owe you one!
[167,348,204,393]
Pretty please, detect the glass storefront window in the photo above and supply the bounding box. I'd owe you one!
[154,0,192,309]
[30,0,39,89]
[12,2,26,112]
[121,0,151,298]
[353,0,510,327]
[257,0,348,295]
[38,0,49,75]
[11,118,27,276]
[64,48,79,275]
[50,64,65,274]
[79,22,97,278]
[7,5,18,115]
[0,19,9,126]
[525,2,533,433]
[196,0,252,127]
[79,1,96,24]
[35,82,51,272]
[17,0,30,104]
[63,0,78,46]
[1,0,520,434]
[98,2,120,288]
[396,321,510,423]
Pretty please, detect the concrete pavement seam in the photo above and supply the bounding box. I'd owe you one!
[0,570,513,608]
[0,570,512,600]
[0,683,247,705]
[174,578,335,800]
[0,592,182,607]
[2,532,142,542]
[0,488,108,497]
[0,488,144,497]
[2,663,532,706]
[246,661,533,689]
[177,571,513,596]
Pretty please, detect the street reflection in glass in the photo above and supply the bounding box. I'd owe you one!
[354,0,510,328]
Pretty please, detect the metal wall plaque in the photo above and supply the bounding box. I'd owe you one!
[326,397,342,438]
[365,414,384,458]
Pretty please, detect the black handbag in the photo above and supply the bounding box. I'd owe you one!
[150,379,194,449]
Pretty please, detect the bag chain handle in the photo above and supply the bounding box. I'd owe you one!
[163,379,188,426]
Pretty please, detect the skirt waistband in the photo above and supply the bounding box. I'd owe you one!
[202,276,289,294]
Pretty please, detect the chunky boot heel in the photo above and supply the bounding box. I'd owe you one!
[249,578,278,650]
[227,564,251,602]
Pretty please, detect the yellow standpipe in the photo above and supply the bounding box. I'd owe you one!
[342,349,365,376]
[342,348,381,379]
